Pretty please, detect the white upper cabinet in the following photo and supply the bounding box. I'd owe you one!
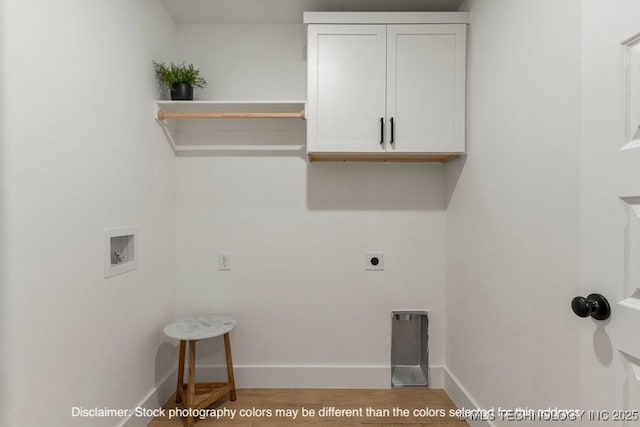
[305,13,468,162]
[386,24,466,154]
[307,25,387,153]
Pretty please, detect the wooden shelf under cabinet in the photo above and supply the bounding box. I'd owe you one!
[307,153,461,162]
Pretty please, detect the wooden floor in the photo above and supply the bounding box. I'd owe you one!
[148,388,469,426]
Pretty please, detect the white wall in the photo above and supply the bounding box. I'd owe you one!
[1,1,177,425]
[445,0,582,419]
[177,24,307,101]
[174,24,448,387]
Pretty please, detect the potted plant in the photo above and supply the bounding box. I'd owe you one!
[153,61,207,100]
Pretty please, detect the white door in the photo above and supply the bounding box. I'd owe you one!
[386,24,466,153]
[581,1,640,422]
[307,24,387,153]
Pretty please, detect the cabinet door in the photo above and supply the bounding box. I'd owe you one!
[307,25,387,152]
[386,24,466,153]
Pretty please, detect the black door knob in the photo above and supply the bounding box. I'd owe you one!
[571,294,611,321]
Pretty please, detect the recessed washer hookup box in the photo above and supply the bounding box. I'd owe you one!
[391,311,429,387]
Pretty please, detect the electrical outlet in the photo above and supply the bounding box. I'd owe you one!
[218,252,231,271]
[366,252,384,271]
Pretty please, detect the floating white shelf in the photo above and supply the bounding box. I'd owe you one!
[154,100,307,155]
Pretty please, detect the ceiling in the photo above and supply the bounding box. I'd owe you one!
[161,0,465,24]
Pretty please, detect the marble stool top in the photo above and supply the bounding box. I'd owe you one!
[163,314,237,341]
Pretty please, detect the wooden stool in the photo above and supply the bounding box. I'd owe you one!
[164,315,237,427]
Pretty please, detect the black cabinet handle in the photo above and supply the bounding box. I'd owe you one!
[390,117,395,145]
[571,293,611,321]
[380,117,384,145]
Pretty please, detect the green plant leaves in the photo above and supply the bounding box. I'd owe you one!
[153,61,207,89]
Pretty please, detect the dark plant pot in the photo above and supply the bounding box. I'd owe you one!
[170,83,193,100]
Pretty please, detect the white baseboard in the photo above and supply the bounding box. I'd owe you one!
[196,365,451,389]
[195,364,392,388]
[429,365,444,388]
[443,368,494,427]
[120,369,176,427]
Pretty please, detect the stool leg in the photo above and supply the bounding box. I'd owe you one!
[187,340,197,427]
[176,340,186,403]
[223,332,237,401]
